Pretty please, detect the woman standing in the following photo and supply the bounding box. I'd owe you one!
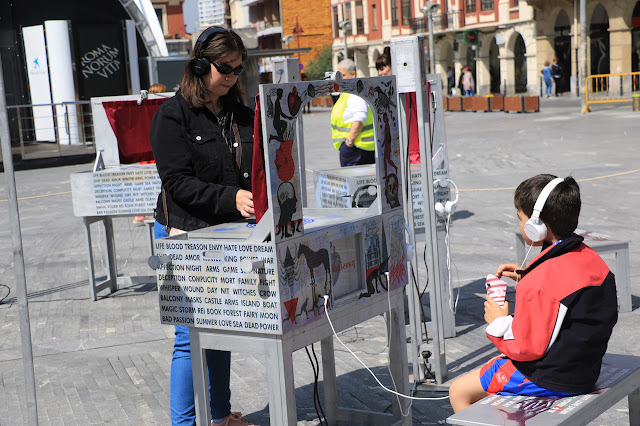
[542,61,553,98]
[150,26,256,426]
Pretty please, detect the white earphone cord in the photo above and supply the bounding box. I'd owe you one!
[322,296,450,402]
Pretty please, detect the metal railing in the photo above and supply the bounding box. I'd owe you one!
[585,72,640,111]
[409,11,461,33]
[5,101,95,160]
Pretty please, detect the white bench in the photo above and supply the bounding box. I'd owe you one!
[447,353,640,425]
[515,229,632,312]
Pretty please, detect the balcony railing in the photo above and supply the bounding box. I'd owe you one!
[409,10,461,33]
[4,101,95,160]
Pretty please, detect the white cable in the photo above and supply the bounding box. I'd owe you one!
[445,214,459,314]
[384,286,412,417]
[516,242,535,285]
[322,296,450,401]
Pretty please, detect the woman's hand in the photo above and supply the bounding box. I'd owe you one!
[484,295,509,324]
[236,189,254,217]
[496,263,521,282]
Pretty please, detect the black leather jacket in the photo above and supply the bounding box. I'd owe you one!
[150,92,254,231]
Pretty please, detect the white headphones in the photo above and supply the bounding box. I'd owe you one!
[524,177,564,242]
[434,179,459,217]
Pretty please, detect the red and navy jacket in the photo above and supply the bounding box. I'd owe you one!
[486,234,618,393]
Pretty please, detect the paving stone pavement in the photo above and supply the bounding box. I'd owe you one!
[0,96,639,425]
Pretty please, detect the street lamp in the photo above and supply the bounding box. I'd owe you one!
[421,2,440,74]
[338,20,352,60]
[281,35,294,49]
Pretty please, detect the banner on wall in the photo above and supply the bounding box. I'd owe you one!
[74,24,129,100]
[44,20,80,145]
[22,25,56,142]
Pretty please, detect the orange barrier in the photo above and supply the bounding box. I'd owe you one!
[584,71,640,112]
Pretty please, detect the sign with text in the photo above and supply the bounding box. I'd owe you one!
[154,241,281,334]
[74,24,129,100]
[70,165,161,217]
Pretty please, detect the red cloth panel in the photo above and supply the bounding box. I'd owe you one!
[405,92,420,164]
[102,98,167,164]
[251,95,269,223]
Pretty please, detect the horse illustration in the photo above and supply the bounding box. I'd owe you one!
[297,244,332,315]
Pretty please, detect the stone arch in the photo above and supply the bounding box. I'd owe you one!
[489,37,501,93]
[508,32,527,93]
[370,47,381,76]
[439,40,455,93]
[590,3,610,76]
[554,9,572,93]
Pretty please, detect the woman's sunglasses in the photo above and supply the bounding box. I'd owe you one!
[212,61,244,76]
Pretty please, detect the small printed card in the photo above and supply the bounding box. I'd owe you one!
[486,274,507,307]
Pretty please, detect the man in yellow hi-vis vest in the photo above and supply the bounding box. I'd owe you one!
[330,59,375,167]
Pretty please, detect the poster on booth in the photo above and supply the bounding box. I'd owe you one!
[260,75,404,242]
[275,213,407,334]
[70,165,161,217]
[155,240,282,335]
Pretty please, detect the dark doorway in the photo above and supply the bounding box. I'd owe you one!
[514,33,527,93]
[554,10,571,94]
[590,4,610,76]
[632,1,640,90]
[489,38,501,93]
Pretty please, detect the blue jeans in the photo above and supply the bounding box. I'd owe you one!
[155,221,232,425]
[544,78,553,96]
[465,89,474,97]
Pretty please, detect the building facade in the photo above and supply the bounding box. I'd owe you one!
[198,0,226,28]
[281,0,333,73]
[152,0,191,54]
[330,0,640,96]
[230,0,332,76]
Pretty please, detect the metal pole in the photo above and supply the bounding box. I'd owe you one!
[343,30,348,60]
[579,0,588,112]
[0,55,39,424]
[428,10,436,74]
[574,0,579,96]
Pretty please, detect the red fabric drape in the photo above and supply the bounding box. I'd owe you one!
[102,98,168,164]
[251,95,269,223]
[406,92,420,164]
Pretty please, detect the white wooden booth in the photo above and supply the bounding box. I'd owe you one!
[152,74,412,425]
[70,93,167,299]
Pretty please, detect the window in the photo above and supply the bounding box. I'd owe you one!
[372,4,378,30]
[401,0,411,25]
[356,1,364,34]
[481,0,494,11]
[511,0,519,6]
[391,0,399,26]
[333,6,339,38]
[154,6,168,36]
[466,0,476,13]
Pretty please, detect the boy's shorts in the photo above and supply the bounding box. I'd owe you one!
[479,356,582,398]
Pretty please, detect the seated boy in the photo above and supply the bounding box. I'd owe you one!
[449,174,618,413]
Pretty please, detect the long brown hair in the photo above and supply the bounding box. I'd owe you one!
[376,46,391,71]
[180,28,248,108]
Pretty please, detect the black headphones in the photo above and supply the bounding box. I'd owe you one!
[192,26,229,76]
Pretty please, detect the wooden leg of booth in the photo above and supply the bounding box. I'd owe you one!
[320,337,338,424]
[629,387,640,425]
[388,294,411,425]
[103,217,118,293]
[190,329,211,426]
[83,217,98,301]
[266,337,297,426]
